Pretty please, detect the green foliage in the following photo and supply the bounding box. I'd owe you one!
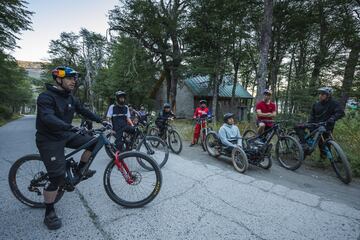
[0,0,33,51]
[94,36,157,109]
[0,51,33,120]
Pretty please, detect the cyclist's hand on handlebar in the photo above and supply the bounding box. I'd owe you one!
[70,126,81,132]
[102,121,112,129]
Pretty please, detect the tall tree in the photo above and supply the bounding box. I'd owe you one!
[109,0,189,112]
[255,0,273,103]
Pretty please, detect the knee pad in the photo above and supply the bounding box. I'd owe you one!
[45,175,65,191]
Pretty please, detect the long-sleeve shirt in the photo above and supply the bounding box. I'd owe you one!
[309,98,345,130]
[218,123,242,148]
[36,83,101,140]
[193,107,209,119]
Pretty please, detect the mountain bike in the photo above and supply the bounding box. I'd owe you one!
[105,119,169,170]
[242,120,304,171]
[8,125,162,208]
[148,119,183,154]
[289,122,352,184]
[195,116,213,151]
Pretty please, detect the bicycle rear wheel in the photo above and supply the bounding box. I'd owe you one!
[136,136,169,169]
[168,130,183,154]
[243,129,257,138]
[326,140,352,184]
[275,136,304,171]
[103,151,162,208]
[8,154,64,208]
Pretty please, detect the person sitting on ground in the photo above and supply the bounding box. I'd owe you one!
[256,89,276,136]
[218,113,242,153]
[189,99,210,147]
[155,103,175,138]
[106,91,135,151]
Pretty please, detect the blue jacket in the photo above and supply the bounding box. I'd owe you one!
[218,123,242,148]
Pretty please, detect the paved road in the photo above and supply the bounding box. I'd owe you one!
[1,116,359,240]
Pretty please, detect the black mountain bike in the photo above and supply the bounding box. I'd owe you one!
[8,125,162,208]
[149,120,183,154]
[289,122,352,184]
[243,121,304,171]
[105,120,169,170]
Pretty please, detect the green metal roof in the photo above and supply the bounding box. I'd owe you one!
[184,75,253,99]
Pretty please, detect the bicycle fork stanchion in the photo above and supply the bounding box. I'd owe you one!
[114,151,134,184]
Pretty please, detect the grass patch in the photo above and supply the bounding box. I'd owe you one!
[0,114,22,127]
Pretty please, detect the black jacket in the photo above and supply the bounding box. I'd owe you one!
[309,98,345,129]
[36,84,101,141]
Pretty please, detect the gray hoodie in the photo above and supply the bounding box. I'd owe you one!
[218,123,242,148]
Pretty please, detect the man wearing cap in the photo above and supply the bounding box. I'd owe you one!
[190,100,210,147]
[256,89,277,135]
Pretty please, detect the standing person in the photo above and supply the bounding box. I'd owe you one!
[294,87,345,157]
[218,113,242,152]
[256,89,276,135]
[155,103,175,139]
[36,66,106,230]
[189,100,210,147]
[138,105,148,125]
[106,91,135,151]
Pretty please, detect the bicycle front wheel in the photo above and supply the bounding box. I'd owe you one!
[136,136,169,169]
[168,130,183,154]
[275,136,304,171]
[326,140,352,184]
[200,129,207,152]
[103,151,162,208]
[8,154,64,208]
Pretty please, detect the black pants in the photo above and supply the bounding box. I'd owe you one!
[114,126,136,151]
[36,132,97,178]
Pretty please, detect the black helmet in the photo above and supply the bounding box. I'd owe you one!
[199,99,207,104]
[317,87,333,96]
[163,103,171,109]
[223,112,235,122]
[115,90,126,98]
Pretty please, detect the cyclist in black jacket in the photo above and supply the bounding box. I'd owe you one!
[36,66,105,230]
[295,87,345,156]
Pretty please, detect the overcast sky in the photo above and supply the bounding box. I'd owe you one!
[12,0,119,62]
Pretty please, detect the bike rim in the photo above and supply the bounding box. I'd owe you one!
[206,134,219,155]
[138,137,168,168]
[277,138,301,168]
[328,144,348,180]
[12,158,49,205]
[107,155,160,204]
[169,132,181,152]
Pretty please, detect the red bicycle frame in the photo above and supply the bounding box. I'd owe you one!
[114,151,134,184]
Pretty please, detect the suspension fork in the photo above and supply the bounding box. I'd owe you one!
[114,151,134,184]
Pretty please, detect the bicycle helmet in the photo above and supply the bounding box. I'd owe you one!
[199,100,207,104]
[163,103,171,109]
[223,112,235,122]
[52,66,79,80]
[263,89,272,95]
[317,87,333,96]
[115,90,126,98]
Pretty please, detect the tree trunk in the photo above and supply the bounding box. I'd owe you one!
[255,0,273,104]
[340,43,360,108]
[211,74,221,124]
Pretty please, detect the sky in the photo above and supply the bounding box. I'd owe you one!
[12,0,119,62]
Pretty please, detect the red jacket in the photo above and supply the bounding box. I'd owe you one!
[193,107,209,119]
